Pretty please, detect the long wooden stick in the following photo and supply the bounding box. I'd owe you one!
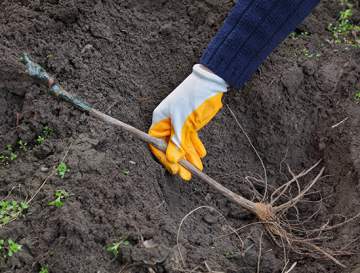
[20,53,257,213]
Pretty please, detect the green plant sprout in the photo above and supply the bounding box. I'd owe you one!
[48,190,69,208]
[36,126,53,145]
[106,239,130,257]
[223,250,240,259]
[10,152,17,161]
[43,126,53,137]
[328,8,360,45]
[0,200,29,225]
[1,144,17,163]
[122,169,129,176]
[0,239,22,257]
[289,30,310,39]
[302,48,321,58]
[0,146,12,165]
[0,154,6,163]
[17,140,27,152]
[36,135,46,145]
[57,162,70,178]
[354,91,360,103]
[7,239,22,257]
[39,266,49,273]
[5,144,12,151]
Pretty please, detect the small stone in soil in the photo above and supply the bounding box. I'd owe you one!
[203,213,218,224]
[40,166,49,172]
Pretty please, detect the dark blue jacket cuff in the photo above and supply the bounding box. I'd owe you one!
[200,0,319,88]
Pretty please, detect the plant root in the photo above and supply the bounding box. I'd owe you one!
[231,165,348,268]
[225,105,356,268]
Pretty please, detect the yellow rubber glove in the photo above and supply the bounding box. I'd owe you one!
[149,64,228,181]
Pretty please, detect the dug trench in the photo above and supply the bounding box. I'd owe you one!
[0,0,360,272]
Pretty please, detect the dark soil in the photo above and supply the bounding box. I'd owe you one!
[1,0,360,272]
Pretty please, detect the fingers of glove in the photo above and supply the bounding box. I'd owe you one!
[149,144,179,175]
[178,165,192,181]
[148,118,171,138]
[190,132,207,158]
[185,151,203,171]
[150,143,191,181]
[166,140,185,164]
[183,135,203,171]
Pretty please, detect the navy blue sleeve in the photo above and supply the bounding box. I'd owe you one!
[200,0,320,88]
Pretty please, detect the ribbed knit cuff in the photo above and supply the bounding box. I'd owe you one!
[200,0,319,88]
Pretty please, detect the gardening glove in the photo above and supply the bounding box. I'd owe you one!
[149,64,228,181]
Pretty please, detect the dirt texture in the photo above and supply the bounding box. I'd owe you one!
[0,0,360,272]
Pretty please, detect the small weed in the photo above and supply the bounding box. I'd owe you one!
[57,162,70,178]
[36,135,46,145]
[17,140,27,152]
[36,126,53,145]
[0,200,29,225]
[223,250,238,259]
[354,91,360,103]
[5,144,12,152]
[43,126,53,137]
[302,48,321,58]
[48,190,69,208]
[0,154,7,163]
[7,239,22,257]
[122,169,129,176]
[0,145,14,164]
[39,266,49,273]
[289,30,310,39]
[106,239,130,257]
[10,152,17,161]
[0,239,22,257]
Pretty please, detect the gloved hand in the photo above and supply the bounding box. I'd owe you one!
[149,64,228,181]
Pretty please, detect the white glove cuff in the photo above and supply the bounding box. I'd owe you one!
[193,64,229,93]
